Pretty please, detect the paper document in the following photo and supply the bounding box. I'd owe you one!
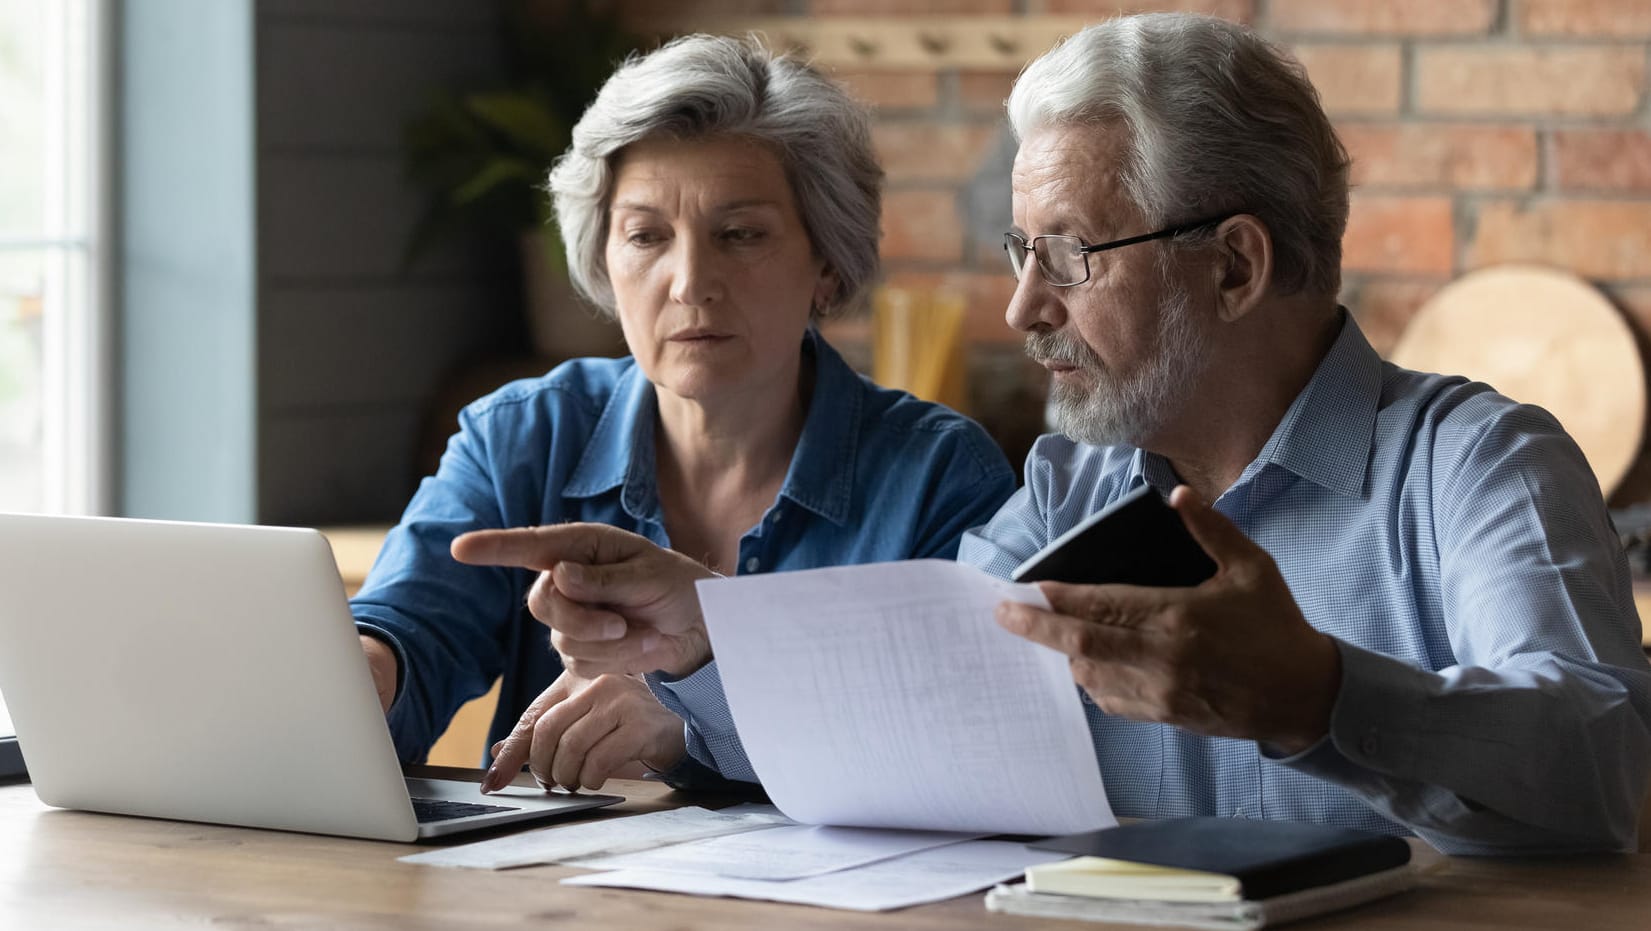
[695,559,1114,835]
[570,823,977,880]
[564,839,1070,912]
[397,806,790,870]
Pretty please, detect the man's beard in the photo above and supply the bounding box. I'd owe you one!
[1025,275,1206,448]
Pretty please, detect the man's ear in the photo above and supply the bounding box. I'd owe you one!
[1212,214,1272,323]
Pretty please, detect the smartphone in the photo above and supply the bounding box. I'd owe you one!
[1010,484,1217,587]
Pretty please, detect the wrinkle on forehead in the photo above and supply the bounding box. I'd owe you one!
[1011,124,1133,236]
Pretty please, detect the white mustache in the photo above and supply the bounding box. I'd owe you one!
[1024,330,1099,369]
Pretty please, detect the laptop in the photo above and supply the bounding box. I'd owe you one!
[0,513,621,841]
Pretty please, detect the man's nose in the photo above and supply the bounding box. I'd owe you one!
[1005,263,1065,334]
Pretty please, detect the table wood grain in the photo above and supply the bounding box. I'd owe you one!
[1,770,1646,930]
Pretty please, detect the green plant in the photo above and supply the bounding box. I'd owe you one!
[402,0,637,267]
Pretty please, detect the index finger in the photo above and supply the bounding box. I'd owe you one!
[452,523,649,571]
[482,677,573,793]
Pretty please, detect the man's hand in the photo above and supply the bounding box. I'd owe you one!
[360,634,399,714]
[451,523,716,678]
[480,671,688,793]
[995,486,1342,754]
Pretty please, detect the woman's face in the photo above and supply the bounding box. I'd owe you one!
[604,135,834,406]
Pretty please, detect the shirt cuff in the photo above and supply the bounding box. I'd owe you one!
[355,622,407,708]
[1269,638,1435,782]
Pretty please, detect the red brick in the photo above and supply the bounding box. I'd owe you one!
[1291,44,1403,115]
[1416,46,1645,117]
[873,122,1001,183]
[882,190,963,264]
[620,0,786,21]
[881,271,1022,344]
[809,0,1013,14]
[958,70,1017,115]
[1522,0,1651,38]
[830,68,940,111]
[1339,123,1537,191]
[1467,200,1651,281]
[1031,0,1256,23]
[1272,0,1494,35]
[1551,131,1651,193]
[1345,278,1446,357]
[1341,195,1455,275]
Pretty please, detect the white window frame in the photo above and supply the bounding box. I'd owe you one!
[0,0,112,515]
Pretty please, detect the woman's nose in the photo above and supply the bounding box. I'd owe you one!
[668,238,722,308]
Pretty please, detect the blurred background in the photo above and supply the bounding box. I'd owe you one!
[5,0,1651,527]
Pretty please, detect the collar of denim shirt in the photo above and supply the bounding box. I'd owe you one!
[562,327,861,527]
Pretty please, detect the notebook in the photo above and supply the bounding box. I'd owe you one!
[0,513,621,841]
[986,865,1417,930]
[1029,816,1413,901]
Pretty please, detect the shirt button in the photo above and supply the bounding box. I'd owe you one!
[744,557,760,573]
[770,510,782,523]
[1359,728,1381,758]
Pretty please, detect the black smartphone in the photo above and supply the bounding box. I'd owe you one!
[1010,484,1217,587]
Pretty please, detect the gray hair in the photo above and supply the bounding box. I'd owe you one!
[1007,14,1349,298]
[548,34,884,318]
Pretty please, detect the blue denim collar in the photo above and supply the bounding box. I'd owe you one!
[561,328,860,526]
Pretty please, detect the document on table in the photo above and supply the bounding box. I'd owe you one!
[397,805,791,870]
[569,823,978,880]
[563,839,1071,912]
[694,558,1114,836]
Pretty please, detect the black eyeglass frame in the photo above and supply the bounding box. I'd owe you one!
[1004,212,1240,287]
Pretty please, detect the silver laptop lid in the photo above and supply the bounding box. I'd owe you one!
[0,514,419,840]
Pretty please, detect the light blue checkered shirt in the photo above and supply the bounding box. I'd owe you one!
[652,314,1651,854]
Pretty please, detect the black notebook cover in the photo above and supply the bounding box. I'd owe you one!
[1030,817,1412,901]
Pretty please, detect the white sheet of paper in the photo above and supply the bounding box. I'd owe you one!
[397,806,790,870]
[694,559,1114,835]
[570,824,977,880]
[562,839,1070,912]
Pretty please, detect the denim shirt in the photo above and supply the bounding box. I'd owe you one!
[353,330,1016,766]
[961,313,1651,855]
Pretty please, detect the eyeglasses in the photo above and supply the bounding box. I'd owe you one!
[1003,213,1237,287]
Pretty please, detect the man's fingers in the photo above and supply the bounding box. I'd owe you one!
[451,523,651,572]
[1167,486,1258,581]
[996,601,1154,665]
[552,626,661,677]
[1036,580,1169,626]
[530,582,629,642]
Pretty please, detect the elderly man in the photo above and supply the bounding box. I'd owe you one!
[461,14,1651,855]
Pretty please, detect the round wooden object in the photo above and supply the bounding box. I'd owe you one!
[1389,265,1645,496]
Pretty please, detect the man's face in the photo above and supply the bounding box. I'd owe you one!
[1007,124,1209,449]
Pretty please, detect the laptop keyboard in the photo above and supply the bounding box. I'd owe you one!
[410,796,522,824]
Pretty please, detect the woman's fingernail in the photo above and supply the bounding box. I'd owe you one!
[603,619,626,640]
[640,633,659,654]
[481,767,498,793]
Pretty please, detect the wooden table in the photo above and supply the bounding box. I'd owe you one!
[2,770,1647,930]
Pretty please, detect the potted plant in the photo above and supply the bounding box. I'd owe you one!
[403,0,637,359]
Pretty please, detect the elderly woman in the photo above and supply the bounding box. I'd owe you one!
[352,35,1016,790]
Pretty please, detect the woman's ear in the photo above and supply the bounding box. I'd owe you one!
[812,267,841,316]
[1213,215,1273,323]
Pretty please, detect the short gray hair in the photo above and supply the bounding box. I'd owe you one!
[1007,14,1349,298]
[548,34,884,318]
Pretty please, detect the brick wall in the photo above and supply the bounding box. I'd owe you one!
[627,0,1651,503]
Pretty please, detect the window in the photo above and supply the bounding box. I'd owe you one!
[0,0,107,774]
[0,0,108,518]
